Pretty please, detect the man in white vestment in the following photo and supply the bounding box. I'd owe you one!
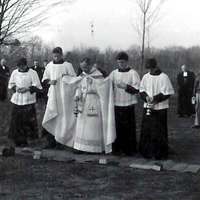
[42,57,116,153]
[42,47,76,148]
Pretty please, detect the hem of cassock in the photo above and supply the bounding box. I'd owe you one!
[74,143,104,153]
[139,108,168,160]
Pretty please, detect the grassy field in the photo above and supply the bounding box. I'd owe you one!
[0,96,200,199]
[0,156,200,200]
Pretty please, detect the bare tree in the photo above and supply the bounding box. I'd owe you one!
[133,0,166,73]
[0,0,76,46]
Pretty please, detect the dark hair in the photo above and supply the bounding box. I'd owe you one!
[94,58,104,65]
[81,57,91,65]
[17,57,27,67]
[145,58,157,69]
[52,47,63,55]
[116,51,129,61]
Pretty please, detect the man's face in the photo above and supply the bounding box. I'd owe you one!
[53,53,63,63]
[145,61,151,69]
[80,61,92,73]
[34,61,39,67]
[117,59,128,69]
[18,64,27,71]
[181,65,187,72]
[43,61,48,67]
[1,59,6,66]
[93,63,98,69]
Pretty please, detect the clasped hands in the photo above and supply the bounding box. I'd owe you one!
[116,81,127,89]
[16,87,30,93]
[146,96,155,108]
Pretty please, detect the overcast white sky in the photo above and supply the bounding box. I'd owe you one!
[35,0,200,51]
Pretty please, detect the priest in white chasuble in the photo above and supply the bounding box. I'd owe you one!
[42,57,116,154]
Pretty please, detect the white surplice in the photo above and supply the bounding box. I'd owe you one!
[140,72,175,110]
[42,61,76,97]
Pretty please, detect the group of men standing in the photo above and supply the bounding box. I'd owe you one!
[7,47,200,160]
[39,48,174,160]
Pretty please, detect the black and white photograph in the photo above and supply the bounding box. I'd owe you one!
[0,0,200,199]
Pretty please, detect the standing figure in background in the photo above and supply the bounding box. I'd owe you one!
[192,73,200,128]
[110,52,140,156]
[139,58,174,160]
[31,60,45,100]
[8,58,42,147]
[43,60,48,68]
[0,58,10,101]
[42,47,76,148]
[31,60,45,83]
[177,64,195,117]
[42,60,49,102]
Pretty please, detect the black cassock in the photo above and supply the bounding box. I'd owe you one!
[0,65,10,101]
[177,71,195,116]
[139,108,168,160]
[8,104,38,146]
[113,104,137,155]
[139,68,173,160]
[112,69,139,156]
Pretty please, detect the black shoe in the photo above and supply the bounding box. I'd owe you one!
[141,153,152,159]
[155,155,168,160]
[192,125,200,129]
[73,149,85,154]
[2,146,15,157]
[55,143,66,150]
[124,152,136,157]
[43,143,57,149]
[112,151,123,156]
[15,142,28,147]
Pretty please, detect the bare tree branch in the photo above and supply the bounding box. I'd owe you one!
[131,0,166,73]
[0,0,77,45]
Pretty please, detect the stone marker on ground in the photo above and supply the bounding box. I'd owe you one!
[129,162,162,171]
[162,160,176,170]
[119,157,148,167]
[170,163,188,172]
[99,158,107,165]
[183,164,200,173]
[33,150,42,160]
[1,145,200,174]
[75,154,98,163]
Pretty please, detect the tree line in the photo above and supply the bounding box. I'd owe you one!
[1,36,200,90]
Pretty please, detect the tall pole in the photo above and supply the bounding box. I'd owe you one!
[90,21,95,47]
[90,21,94,38]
